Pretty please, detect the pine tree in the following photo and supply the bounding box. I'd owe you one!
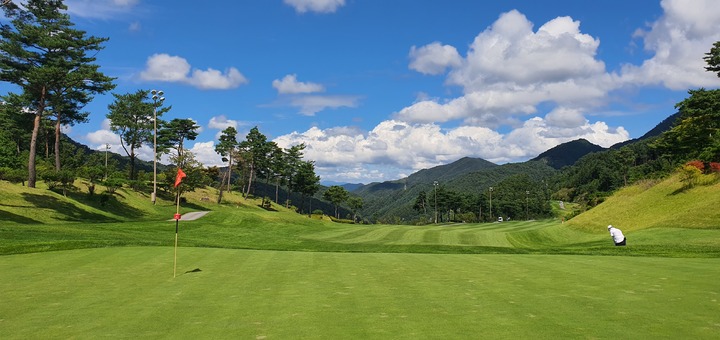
[0,0,115,186]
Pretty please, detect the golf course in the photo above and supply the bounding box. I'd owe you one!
[1,174,719,339]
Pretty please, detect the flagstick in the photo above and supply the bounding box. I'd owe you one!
[174,189,180,278]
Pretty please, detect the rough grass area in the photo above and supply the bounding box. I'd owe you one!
[0,247,718,339]
[568,173,720,232]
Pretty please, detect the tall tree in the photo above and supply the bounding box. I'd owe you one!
[704,41,720,78]
[323,185,349,218]
[413,190,428,215]
[0,0,116,186]
[215,126,238,192]
[214,126,238,203]
[283,143,306,208]
[107,90,169,180]
[157,118,200,169]
[293,160,320,214]
[347,196,363,222]
[655,89,720,162]
[238,126,270,199]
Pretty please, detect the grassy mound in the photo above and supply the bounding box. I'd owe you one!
[567,174,720,233]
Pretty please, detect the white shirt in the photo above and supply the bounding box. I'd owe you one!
[609,227,624,243]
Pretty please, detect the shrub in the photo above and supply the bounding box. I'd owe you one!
[312,209,324,215]
[679,164,702,188]
[709,162,720,173]
[686,160,705,171]
[103,178,124,194]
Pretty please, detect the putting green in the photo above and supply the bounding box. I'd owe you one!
[1,247,718,339]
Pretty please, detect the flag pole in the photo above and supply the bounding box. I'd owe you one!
[174,189,180,278]
[173,168,186,278]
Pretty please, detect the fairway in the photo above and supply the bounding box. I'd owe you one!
[1,247,718,339]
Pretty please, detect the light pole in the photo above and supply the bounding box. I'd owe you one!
[151,89,164,205]
[433,181,438,224]
[489,187,493,221]
[104,143,110,181]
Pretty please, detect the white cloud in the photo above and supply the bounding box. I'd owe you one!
[409,42,462,75]
[128,21,141,32]
[618,0,720,90]
[274,118,629,183]
[284,0,345,14]
[402,10,613,127]
[208,116,239,131]
[140,54,248,90]
[288,95,361,116]
[66,0,139,19]
[188,141,223,167]
[273,74,325,94]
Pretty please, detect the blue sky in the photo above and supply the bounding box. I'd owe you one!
[3,0,720,184]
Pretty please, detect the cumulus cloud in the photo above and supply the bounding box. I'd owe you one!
[408,42,462,75]
[402,10,612,128]
[288,95,361,116]
[284,0,345,14]
[208,116,239,131]
[188,141,223,167]
[273,74,325,94]
[66,0,139,19]
[274,118,629,183]
[618,0,720,89]
[140,54,248,90]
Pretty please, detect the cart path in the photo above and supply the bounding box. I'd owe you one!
[168,211,210,221]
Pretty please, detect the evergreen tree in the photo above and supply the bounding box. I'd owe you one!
[323,185,349,218]
[0,0,115,186]
[107,90,170,180]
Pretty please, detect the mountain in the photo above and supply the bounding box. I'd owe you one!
[353,157,557,222]
[531,139,605,170]
[530,112,683,170]
[611,111,681,149]
[321,181,364,192]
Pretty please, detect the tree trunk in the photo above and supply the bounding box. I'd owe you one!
[275,178,280,203]
[27,87,46,188]
[217,166,228,204]
[244,162,254,199]
[226,156,233,193]
[54,116,61,171]
[28,112,41,188]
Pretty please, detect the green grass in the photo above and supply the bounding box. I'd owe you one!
[1,177,720,338]
[1,247,718,339]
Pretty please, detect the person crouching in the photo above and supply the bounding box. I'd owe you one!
[608,225,626,246]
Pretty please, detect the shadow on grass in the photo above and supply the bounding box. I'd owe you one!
[0,209,41,224]
[65,191,150,220]
[22,193,119,223]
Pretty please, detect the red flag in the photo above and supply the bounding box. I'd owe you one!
[174,168,186,187]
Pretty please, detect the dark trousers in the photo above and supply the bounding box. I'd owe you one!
[614,237,626,246]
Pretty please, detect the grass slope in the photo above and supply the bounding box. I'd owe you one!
[568,174,720,232]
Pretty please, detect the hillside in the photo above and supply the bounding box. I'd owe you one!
[567,173,720,235]
[354,159,556,222]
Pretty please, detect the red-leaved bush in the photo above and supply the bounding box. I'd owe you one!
[686,160,705,171]
[709,162,720,173]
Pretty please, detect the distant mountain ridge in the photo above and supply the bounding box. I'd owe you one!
[531,139,605,170]
[352,111,681,221]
